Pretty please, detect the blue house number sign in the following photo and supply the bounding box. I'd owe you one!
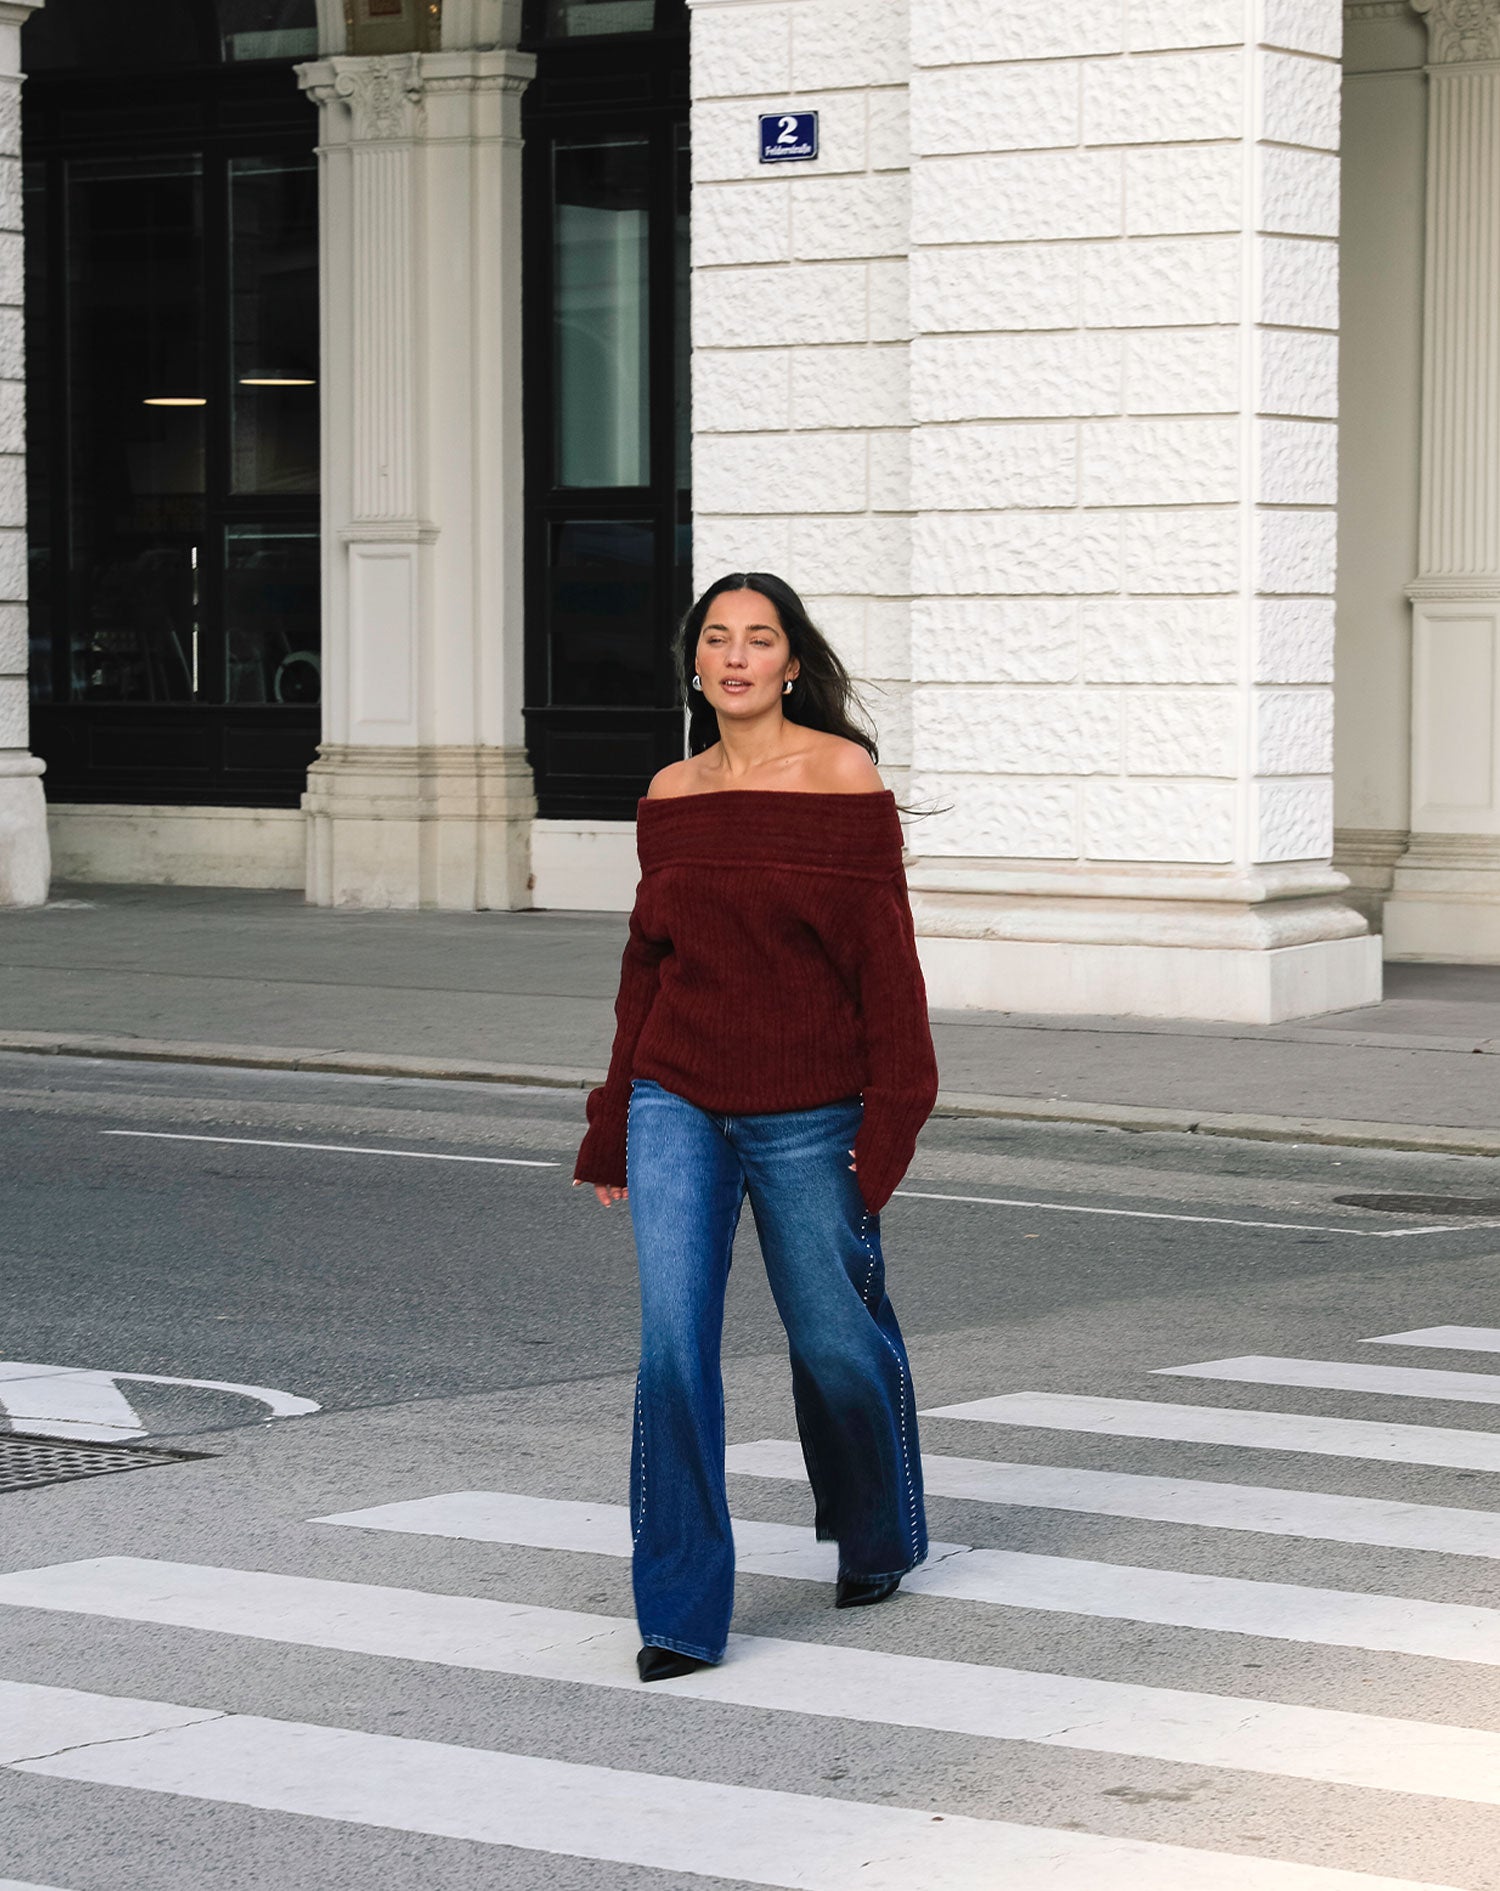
[760,111,819,163]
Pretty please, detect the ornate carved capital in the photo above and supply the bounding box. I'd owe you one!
[1412,0,1500,62]
[332,53,426,140]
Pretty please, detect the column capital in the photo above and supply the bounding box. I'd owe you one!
[332,52,426,140]
[1412,0,1500,63]
[298,48,534,128]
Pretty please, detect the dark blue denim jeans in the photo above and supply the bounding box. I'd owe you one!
[625,1076,927,1663]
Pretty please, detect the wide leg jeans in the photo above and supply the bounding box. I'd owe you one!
[625,1076,927,1664]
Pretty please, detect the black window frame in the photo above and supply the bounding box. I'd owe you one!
[23,58,321,809]
[520,0,691,822]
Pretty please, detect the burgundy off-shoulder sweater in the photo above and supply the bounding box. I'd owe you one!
[572,788,939,1216]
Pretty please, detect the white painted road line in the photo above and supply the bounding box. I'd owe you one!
[317,1490,1500,1663]
[0,1881,79,1890]
[725,1436,1500,1560]
[0,1681,1455,1891]
[101,1129,559,1168]
[1156,1355,1500,1407]
[0,1679,219,1764]
[1368,1326,1500,1355]
[318,1490,967,1579]
[891,1190,1463,1238]
[6,1563,1500,1811]
[0,1363,142,1443]
[0,1359,319,1443]
[922,1391,1500,1473]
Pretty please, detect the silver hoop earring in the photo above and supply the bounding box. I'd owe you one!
[690,674,703,691]
[783,678,794,695]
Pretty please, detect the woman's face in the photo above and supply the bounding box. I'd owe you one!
[695,589,799,718]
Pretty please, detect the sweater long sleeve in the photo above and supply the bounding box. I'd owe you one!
[822,866,941,1215]
[572,789,939,1212]
[573,899,669,1189]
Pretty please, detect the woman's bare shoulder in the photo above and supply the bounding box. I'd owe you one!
[801,735,885,795]
[645,757,707,800]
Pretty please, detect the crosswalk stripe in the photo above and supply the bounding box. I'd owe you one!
[0,1678,217,1764]
[327,1488,1500,1671]
[921,1390,1500,1473]
[6,1557,1500,1804]
[317,1489,964,1579]
[315,1489,1500,1665]
[1157,1355,1500,1406]
[1367,1326,1500,1354]
[0,1680,1454,1891]
[0,1881,80,1889]
[724,1437,1500,1560]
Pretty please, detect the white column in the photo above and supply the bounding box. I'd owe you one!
[904,0,1379,1022]
[297,36,537,910]
[1384,0,1500,958]
[0,0,47,907]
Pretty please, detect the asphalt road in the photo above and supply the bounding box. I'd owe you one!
[4,1052,1500,1890]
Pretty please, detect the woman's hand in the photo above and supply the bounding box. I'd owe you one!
[573,1180,628,1205]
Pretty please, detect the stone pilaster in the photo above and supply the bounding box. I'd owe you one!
[1385,0,1500,958]
[297,41,537,909]
[0,0,47,907]
[901,0,1379,1020]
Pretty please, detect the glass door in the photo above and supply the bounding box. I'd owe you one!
[23,24,320,805]
[521,0,690,820]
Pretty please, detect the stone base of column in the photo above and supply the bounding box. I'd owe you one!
[303,744,536,911]
[907,863,1382,1022]
[0,754,50,907]
[1382,835,1500,961]
[1333,828,1409,932]
[916,933,1380,1023]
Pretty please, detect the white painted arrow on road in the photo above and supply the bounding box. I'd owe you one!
[0,1361,320,1442]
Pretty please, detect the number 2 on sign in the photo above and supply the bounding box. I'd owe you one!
[777,116,799,145]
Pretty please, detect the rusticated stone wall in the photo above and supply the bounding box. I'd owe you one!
[688,0,1348,883]
[907,0,1343,869]
[688,0,915,786]
[0,0,47,907]
[682,1,1382,1018]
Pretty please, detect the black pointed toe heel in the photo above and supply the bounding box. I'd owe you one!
[835,1574,901,1610]
[637,1644,711,1683]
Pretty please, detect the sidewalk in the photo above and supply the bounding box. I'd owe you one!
[0,882,1497,1157]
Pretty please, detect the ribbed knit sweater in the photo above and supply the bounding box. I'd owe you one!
[572,788,939,1216]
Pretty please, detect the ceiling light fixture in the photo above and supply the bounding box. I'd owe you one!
[143,396,207,407]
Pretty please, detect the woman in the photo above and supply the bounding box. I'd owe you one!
[572,571,939,1682]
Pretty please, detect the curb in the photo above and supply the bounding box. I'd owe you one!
[3,1028,1499,1161]
[0,1030,602,1092]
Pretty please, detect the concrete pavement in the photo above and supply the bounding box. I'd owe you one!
[0,881,1496,1156]
[7,1054,1500,1890]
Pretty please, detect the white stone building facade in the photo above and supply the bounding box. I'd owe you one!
[2,0,1497,1025]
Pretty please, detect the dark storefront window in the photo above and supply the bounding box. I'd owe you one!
[521,0,691,820]
[543,0,659,36]
[63,156,206,708]
[22,0,319,805]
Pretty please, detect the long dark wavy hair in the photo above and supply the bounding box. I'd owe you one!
[676,572,879,761]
